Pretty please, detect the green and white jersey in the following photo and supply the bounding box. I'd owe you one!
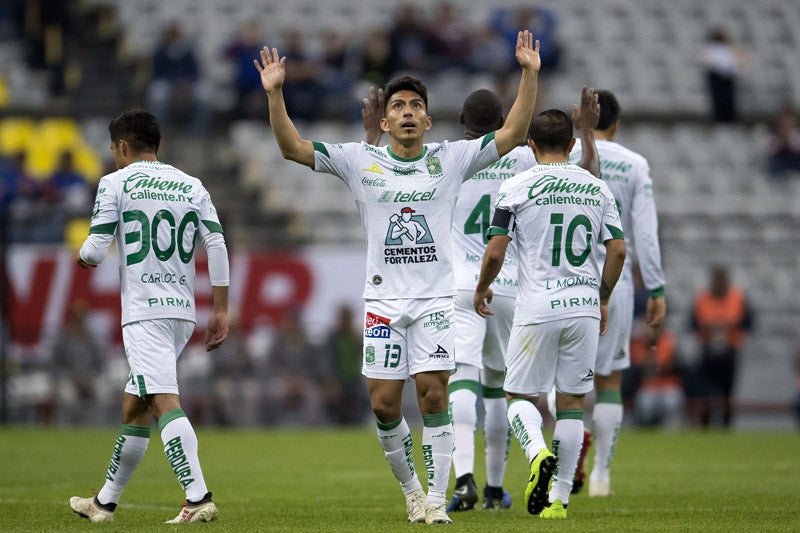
[570,139,665,295]
[488,163,624,324]
[80,161,225,325]
[452,145,537,297]
[313,135,499,299]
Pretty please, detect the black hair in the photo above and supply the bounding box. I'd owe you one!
[108,108,161,154]
[596,90,621,131]
[383,76,429,113]
[461,89,504,136]
[529,109,573,153]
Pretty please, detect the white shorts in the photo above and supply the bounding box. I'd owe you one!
[362,297,456,380]
[454,290,514,372]
[122,318,194,396]
[504,317,598,397]
[595,285,634,376]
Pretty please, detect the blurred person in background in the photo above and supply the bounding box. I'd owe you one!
[44,149,92,217]
[323,304,369,425]
[50,299,104,425]
[688,265,754,428]
[145,21,211,136]
[224,20,267,120]
[764,105,800,178]
[386,2,431,76]
[629,323,684,428]
[425,1,472,72]
[699,26,748,123]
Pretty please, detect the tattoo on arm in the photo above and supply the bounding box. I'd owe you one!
[600,279,613,301]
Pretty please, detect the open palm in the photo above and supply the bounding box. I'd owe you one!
[254,46,286,93]
[515,30,541,73]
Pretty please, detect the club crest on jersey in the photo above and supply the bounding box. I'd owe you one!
[385,207,433,245]
[365,312,391,338]
[425,156,442,176]
[364,344,376,364]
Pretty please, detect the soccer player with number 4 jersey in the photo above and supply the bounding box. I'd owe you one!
[256,31,540,525]
[70,109,229,524]
[474,108,626,520]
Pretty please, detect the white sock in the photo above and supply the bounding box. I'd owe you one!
[97,425,150,505]
[550,414,583,504]
[376,417,422,494]
[422,411,454,505]
[449,386,477,479]
[591,402,623,485]
[507,398,546,462]
[483,395,509,488]
[159,409,208,503]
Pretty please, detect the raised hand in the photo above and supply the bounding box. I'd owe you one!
[362,86,385,146]
[254,46,286,94]
[514,30,541,73]
[572,85,599,132]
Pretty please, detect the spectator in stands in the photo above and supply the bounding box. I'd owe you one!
[386,3,431,76]
[317,30,360,122]
[323,304,368,425]
[425,1,472,72]
[209,313,256,426]
[356,27,393,89]
[489,5,562,105]
[49,299,104,425]
[258,308,329,426]
[764,105,800,177]
[700,26,748,123]
[224,20,267,120]
[145,21,211,136]
[43,150,91,216]
[688,265,754,428]
[630,324,684,428]
[278,28,323,123]
[4,151,58,242]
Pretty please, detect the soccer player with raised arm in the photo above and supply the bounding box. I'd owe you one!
[255,31,540,525]
[474,109,626,520]
[568,90,666,497]
[69,109,229,524]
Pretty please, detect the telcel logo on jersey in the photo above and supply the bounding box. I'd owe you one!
[365,312,391,338]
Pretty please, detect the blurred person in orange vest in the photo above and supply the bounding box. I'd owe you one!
[630,324,684,428]
[689,265,753,428]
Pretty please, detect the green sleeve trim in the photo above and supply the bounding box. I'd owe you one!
[487,226,510,237]
[596,390,623,404]
[449,379,480,395]
[157,408,187,432]
[376,416,403,431]
[480,131,497,150]
[605,224,625,240]
[555,409,584,421]
[649,286,666,298]
[120,424,151,438]
[312,141,329,158]
[201,220,224,234]
[89,221,118,235]
[482,386,506,399]
[422,410,451,428]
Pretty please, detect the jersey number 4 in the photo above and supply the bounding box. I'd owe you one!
[463,194,492,244]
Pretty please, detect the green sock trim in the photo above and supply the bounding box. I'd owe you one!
[120,424,151,438]
[157,409,186,433]
[507,397,531,408]
[449,379,479,394]
[556,409,584,421]
[482,386,505,399]
[422,410,451,427]
[596,390,623,404]
[376,416,403,431]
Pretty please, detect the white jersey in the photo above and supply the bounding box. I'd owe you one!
[452,144,537,297]
[313,135,500,299]
[570,139,665,294]
[80,161,225,325]
[489,163,623,325]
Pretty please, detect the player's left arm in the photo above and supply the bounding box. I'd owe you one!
[631,166,666,330]
[572,86,601,178]
[494,31,540,156]
[198,191,230,351]
[475,206,513,317]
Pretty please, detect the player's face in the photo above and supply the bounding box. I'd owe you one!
[381,90,431,141]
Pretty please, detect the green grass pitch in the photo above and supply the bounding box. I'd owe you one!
[1,426,798,531]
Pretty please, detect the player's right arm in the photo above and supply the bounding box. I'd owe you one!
[77,176,118,268]
[255,46,315,168]
[198,188,230,351]
[572,86,601,178]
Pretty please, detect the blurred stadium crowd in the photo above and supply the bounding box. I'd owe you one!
[0,0,798,429]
